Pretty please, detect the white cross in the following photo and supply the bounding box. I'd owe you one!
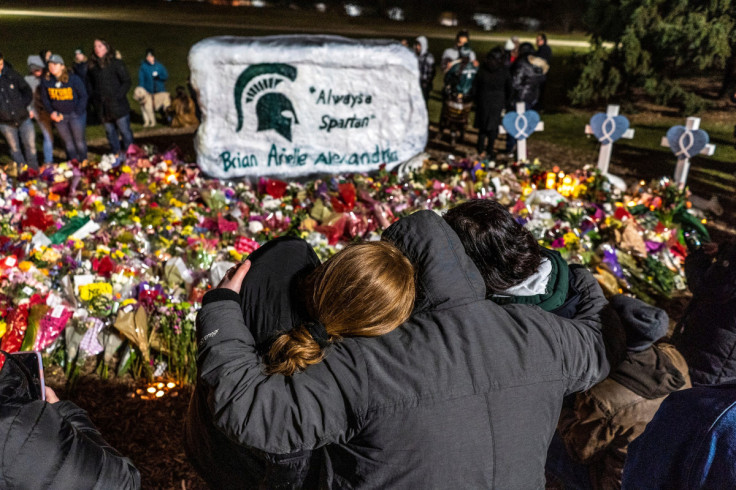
[584,105,635,175]
[499,102,544,162]
[660,117,716,189]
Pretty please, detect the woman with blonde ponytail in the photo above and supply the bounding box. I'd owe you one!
[265,240,416,376]
[186,236,415,489]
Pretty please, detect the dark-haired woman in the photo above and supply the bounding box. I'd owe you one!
[473,47,511,159]
[40,54,88,162]
[87,38,134,154]
[444,199,583,318]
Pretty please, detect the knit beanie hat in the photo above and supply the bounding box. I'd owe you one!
[609,295,669,352]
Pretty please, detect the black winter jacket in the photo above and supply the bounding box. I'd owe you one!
[193,210,617,489]
[0,352,140,489]
[673,243,736,385]
[0,65,32,125]
[87,58,132,122]
[186,237,322,489]
[511,55,548,108]
[473,63,511,132]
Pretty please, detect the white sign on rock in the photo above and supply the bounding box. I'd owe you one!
[189,35,429,179]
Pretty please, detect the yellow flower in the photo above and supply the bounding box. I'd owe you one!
[94,200,105,213]
[20,232,32,241]
[121,165,132,174]
[73,239,85,250]
[563,232,579,247]
[0,320,6,338]
[41,248,61,263]
[18,261,33,272]
[67,209,78,218]
[229,249,244,262]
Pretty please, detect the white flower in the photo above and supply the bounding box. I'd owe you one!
[261,195,281,211]
[248,220,264,235]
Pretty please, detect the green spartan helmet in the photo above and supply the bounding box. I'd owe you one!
[234,63,299,142]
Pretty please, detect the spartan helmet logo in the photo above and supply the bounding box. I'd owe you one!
[234,63,299,142]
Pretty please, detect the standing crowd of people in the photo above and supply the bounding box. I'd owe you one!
[0,41,199,170]
[413,30,552,159]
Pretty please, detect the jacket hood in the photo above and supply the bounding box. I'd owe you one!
[239,236,319,353]
[383,210,485,311]
[0,352,35,405]
[497,257,551,297]
[416,36,428,56]
[609,345,687,399]
[491,248,569,313]
[528,55,550,74]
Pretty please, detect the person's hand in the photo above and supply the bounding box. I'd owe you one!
[703,242,719,256]
[29,109,35,120]
[51,112,63,122]
[217,260,251,293]
[45,387,59,404]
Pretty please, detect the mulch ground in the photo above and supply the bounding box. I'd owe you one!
[46,365,207,490]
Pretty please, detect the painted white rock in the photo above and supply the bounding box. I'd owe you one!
[189,35,428,179]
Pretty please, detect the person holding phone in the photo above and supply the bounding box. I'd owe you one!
[0,351,140,489]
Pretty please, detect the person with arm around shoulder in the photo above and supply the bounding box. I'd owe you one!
[191,210,616,488]
[186,239,415,489]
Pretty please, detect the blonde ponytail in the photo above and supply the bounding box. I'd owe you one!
[264,241,415,376]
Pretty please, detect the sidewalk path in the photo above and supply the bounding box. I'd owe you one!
[0,7,594,48]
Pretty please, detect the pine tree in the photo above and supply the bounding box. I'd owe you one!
[570,0,735,113]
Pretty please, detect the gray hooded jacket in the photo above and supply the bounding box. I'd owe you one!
[194,210,615,489]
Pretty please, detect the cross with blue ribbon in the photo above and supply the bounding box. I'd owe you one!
[584,105,635,176]
[660,117,716,188]
[498,102,545,162]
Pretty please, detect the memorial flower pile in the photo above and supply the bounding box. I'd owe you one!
[0,147,710,386]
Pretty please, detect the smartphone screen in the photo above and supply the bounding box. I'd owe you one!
[10,352,46,401]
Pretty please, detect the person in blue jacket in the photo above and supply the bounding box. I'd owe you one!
[623,381,736,488]
[137,48,170,127]
[40,54,88,162]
